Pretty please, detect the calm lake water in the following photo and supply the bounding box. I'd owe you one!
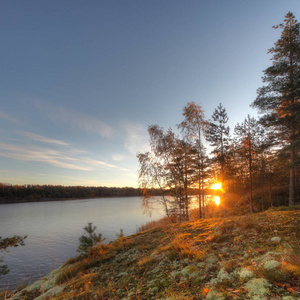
[0,197,165,289]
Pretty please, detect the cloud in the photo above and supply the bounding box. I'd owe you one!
[17,131,70,146]
[83,158,117,169]
[0,111,17,123]
[123,122,149,155]
[36,101,113,138]
[111,154,126,161]
[0,142,91,170]
[0,142,118,171]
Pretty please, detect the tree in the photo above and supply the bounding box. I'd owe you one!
[137,150,173,218]
[206,103,230,183]
[137,123,203,222]
[252,12,300,206]
[234,115,265,213]
[0,235,27,277]
[178,102,209,218]
[137,125,185,221]
[77,223,104,256]
[170,139,196,221]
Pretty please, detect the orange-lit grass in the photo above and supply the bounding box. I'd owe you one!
[136,216,173,233]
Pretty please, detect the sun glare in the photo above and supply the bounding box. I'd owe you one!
[211,182,222,190]
[214,196,220,206]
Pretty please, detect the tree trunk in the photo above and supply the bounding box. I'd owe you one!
[201,170,205,218]
[289,147,295,206]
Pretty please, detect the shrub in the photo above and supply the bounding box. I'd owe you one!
[77,222,104,256]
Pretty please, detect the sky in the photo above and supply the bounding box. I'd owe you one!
[0,0,299,188]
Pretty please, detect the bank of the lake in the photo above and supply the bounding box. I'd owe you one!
[3,208,300,300]
[0,197,165,290]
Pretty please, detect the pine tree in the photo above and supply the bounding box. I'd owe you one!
[206,103,230,182]
[77,223,104,256]
[234,115,265,213]
[252,12,300,206]
[0,235,26,277]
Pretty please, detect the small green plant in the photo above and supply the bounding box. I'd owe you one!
[116,228,124,239]
[77,222,104,256]
[0,235,27,278]
[112,229,125,251]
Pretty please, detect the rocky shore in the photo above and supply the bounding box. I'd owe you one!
[2,209,300,300]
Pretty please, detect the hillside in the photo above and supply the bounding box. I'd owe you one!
[3,209,300,300]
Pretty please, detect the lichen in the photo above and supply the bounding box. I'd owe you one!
[239,268,254,279]
[270,236,281,243]
[206,289,226,300]
[181,265,198,276]
[206,253,218,264]
[245,278,271,299]
[264,259,280,270]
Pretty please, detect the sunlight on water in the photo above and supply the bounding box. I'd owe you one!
[214,196,220,206]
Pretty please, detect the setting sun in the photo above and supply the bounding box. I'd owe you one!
[211,182,222,190]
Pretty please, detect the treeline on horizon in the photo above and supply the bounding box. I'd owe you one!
[0,184,147,203]
[0,183,225,204]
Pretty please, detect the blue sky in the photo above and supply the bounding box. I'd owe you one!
[0,0,299,187]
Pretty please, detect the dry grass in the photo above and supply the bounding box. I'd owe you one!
[3,208,300,300]
[135,216,174,233]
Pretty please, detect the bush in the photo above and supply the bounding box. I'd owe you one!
[77,222,104,256]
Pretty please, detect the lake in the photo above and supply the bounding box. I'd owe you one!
[0,197,165,289]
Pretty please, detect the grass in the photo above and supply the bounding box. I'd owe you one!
[3,207,300,300]
[135,216,173,233]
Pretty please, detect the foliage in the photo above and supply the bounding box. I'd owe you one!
[0,235,27,278]
[77,223,104,256]
[206,103,230,182]
[178,102,210,218]
[137,125,196,221]
[252,12,300,206]
[234,115,265,212]
[0,184,142,203]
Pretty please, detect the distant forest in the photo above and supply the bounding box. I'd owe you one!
[0,184,148,203]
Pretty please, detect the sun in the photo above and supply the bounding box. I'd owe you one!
[211,182,222,190]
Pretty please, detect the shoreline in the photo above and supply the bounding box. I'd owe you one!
[0,195,142,205]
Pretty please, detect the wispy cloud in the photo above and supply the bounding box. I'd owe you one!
[83,158,117,169]
[0,140,118,171]
[111,154,126,162]
[0,142,92,170]
[0,111,17,123]
[35,101,113,138]
[17,131,70,146]
[123,122,149,155]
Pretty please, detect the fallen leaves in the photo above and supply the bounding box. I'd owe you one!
[287,287,300,294]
